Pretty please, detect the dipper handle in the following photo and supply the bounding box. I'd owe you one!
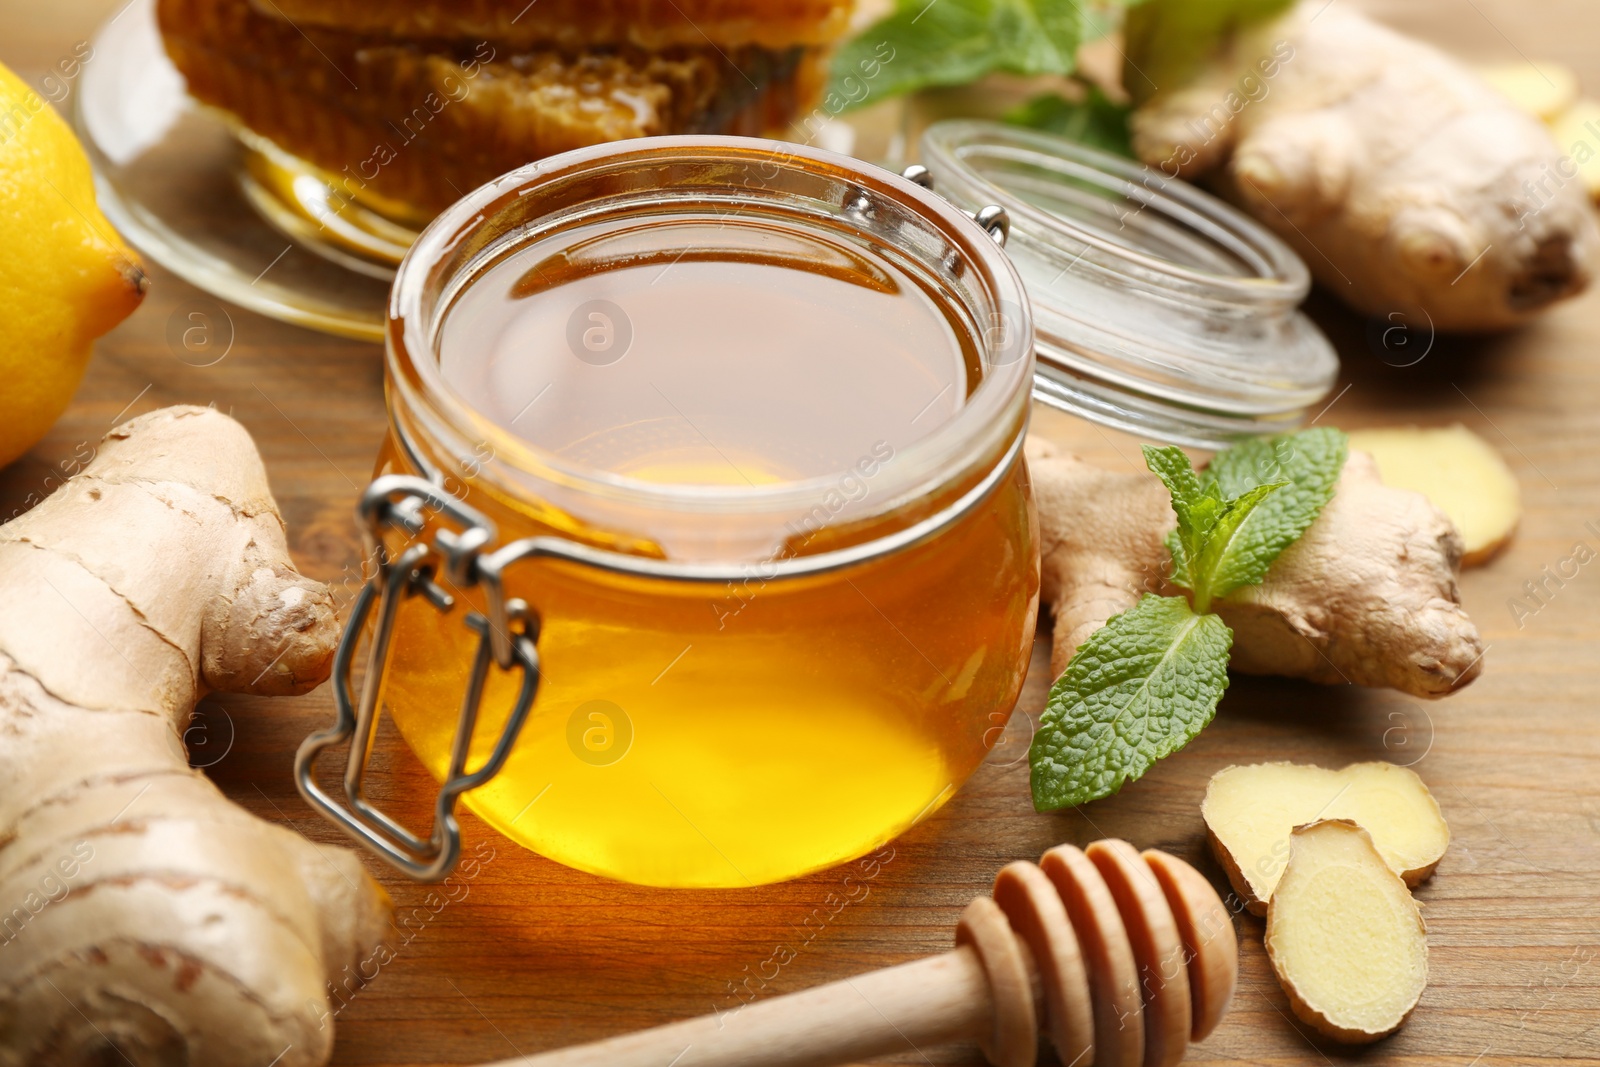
[490,941,998,1067]
[482,842,1237,1067]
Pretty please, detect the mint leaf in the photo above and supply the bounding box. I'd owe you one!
[1030,595,1232,810]
[1142,444,1219,594]
[1123,0,1295,106]
[1202,426,1347,500]
[1187,480,1288,602]
[1142,445,1206,531]
[1147,432,1346,607]
[827,0,1086,105]
[1198,428,1348,599]
[1005,88,1134,157]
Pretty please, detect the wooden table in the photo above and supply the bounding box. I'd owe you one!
[4,2,1599,1064]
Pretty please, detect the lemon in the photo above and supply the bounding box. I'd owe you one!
[0,59,146,469]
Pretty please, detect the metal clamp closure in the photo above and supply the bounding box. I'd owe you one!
[900,164,1010,247]
[294,475,541,882]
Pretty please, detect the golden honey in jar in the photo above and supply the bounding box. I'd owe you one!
[373,138,1038,887]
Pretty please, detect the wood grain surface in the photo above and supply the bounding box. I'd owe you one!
[3,2,1599,1065]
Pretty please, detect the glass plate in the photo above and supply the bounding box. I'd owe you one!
[73,0,872,345]
[75,0,391,341]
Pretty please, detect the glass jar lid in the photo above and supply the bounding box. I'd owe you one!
[920,120,1339,449]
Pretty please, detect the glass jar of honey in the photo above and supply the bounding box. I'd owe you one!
[298,136,1040,888]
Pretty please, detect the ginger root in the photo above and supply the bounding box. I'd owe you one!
[1347,425,1521,567]
[1128,0,1597,331]
[1265,820,1429,1043]
[0,406,392,1067]
[1029,437,1484,697]
[1202,761,1450,916]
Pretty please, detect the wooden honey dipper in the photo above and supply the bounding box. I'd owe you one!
[485,840,1238,1067]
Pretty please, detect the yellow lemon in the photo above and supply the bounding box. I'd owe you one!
[0,59,146,469]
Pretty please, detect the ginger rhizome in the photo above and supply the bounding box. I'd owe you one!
[1029,437,1485,698]
[1347,425,1520,567]
[1265,820,1430,1043]
[0,407,392,1067]
[1126,0,1597,331]
[1202,761,1450,916]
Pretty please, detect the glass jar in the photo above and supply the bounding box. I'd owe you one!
[919,122,1338,448]
[299,136,1039,888]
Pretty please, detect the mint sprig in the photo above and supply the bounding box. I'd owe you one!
[1146,446,1285,612]
[827,0,1110,104]
[825,0,1295,128]
[1030,429,1348,811]
[1187,427,1347,604]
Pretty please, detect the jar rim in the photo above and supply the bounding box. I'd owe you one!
[387,135,1034,556]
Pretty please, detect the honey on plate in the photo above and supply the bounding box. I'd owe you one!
[366,139,1038,887]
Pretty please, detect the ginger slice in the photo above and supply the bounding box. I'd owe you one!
[1477,60,1580,120]
[1265,820,1428,1043]
[1347,425,1520,566]
[1550,99,1600,200]
[1203,762,1449,916]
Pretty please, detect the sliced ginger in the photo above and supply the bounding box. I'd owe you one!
[1266,820,1428,1043]
[1348,425,1520,566]
[1549,98,1600,200]
[1478,60,1580,120]
[1203,762,1449,915]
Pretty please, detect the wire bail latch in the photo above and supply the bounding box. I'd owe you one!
[294,475,541,882]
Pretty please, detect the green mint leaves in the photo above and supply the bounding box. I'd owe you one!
[1030,596,1232,809]
[1192,427,1348,601]
[826,0,1295,116]
[1005,88,1135,157]
[1146,444,1286,613]
[827,0,1101,104]
[1029,428,1348,811]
